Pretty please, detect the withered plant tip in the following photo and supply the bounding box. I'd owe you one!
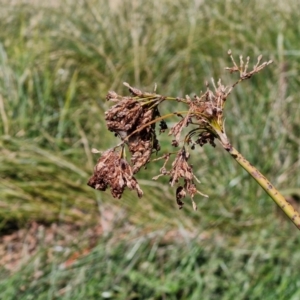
[88,52,274,212]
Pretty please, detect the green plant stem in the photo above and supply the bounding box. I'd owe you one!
[227,145,300,230]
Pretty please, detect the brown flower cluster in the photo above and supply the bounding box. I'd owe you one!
[88,83,163,201]
[87,53,272,209]
[87,149,143,199]
[153,148,207,210]
[105,83,161,173]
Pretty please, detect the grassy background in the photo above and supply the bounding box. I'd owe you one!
[1,0,300,299]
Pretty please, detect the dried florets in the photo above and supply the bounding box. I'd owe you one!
[169,148,193,186]
[106,91,120,101]
[87,149,143,199]
[153,148,207,209]
[128,133,153,174]
[169,114,192,146]
[105,98,143,134]
[104,86,161,173]
[226,50,273,80]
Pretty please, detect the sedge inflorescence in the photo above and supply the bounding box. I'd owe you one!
[87,52,272,209]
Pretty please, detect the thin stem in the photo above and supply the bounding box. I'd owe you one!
[137,96,186,105]
[227,145,300,230]
[113,110,191,150]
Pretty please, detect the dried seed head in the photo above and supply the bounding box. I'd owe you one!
[129,132,153,173]
[169,115,192,145]
[87,149,143,199]
[106,91,120,101]
[152,148,205,209]
[185,180,197,199]
[170,148,193,186]
[88,54,273,210]
[195,131,216,147]
[123,82,143,96]
[105,98,143,133]
[105,86,163,174]
[225,51,273,80]
[128,109,158,173]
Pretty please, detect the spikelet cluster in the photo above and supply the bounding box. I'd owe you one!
[88,53,272,209]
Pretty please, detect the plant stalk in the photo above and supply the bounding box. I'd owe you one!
[226,145,300,230]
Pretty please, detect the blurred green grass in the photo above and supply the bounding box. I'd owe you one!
[1,0,300,298]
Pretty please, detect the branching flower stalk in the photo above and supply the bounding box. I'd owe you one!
[88,50,300,230]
